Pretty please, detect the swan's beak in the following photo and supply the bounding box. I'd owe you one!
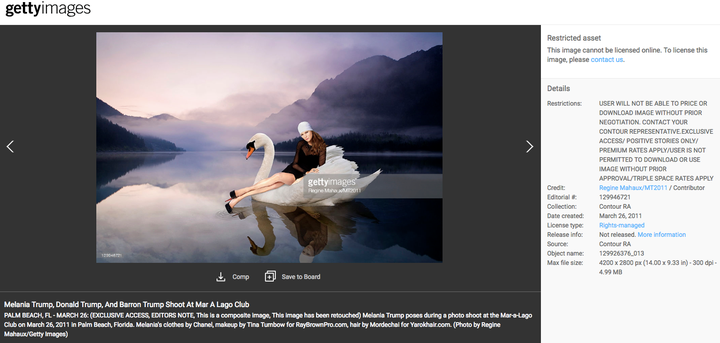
[247,236,259,254]
[245,140,256,160]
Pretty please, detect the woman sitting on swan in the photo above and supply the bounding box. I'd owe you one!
[225,121,326,213]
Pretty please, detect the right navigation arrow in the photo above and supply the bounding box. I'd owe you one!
[526,140,533,153]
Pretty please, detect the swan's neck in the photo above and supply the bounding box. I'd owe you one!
[255,140,275,185]
[253,203,276,256]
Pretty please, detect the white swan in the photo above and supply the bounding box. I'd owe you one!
[246,133,381,206]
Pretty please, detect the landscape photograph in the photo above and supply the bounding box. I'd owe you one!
[96,32,443,263]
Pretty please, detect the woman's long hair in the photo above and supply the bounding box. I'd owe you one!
[307,131,327,155]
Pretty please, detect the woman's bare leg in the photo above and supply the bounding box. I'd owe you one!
[227,173,296,210]
[232,172,294,198]
[228,182,283,208]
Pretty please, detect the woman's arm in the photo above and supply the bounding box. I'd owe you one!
[318,147,326,166]
[291,140,307,174]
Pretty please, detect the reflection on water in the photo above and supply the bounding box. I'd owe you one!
[245,205,332,262]
[97,152,181,203]
[96,152,442,263]
[239,201,381,262]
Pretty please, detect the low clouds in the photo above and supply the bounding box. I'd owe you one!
[181,91,295,127]
[114,118,255,151]
[97,32,442,126]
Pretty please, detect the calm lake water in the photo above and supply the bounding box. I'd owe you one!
[96,152,442,263]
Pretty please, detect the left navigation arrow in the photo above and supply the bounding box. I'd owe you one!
[7,140,14,153]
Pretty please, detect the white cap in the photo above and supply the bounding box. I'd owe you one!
[298,121,313,134]
[299,245,315,263]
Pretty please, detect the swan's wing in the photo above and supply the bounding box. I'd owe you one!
[319,145,358,176]
[325,145,345,161]
[318,160,358,176]
[327,169,382,203]
[354,169,382,190]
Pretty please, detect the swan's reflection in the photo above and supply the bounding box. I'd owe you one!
[235,200,378,262]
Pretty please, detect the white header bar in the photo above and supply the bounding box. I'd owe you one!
[0,1,717,26]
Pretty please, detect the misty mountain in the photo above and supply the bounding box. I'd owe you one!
[96,98,184,151]
[96,97,125,117]
[96,114,148,152]
[256,45,442,137]
[97,98,181,124]
[149,113,180,121]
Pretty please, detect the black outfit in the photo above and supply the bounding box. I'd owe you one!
[282,140,326,180]
[285,208,328,256]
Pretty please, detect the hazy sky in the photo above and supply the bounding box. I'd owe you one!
[97,32,442,127]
